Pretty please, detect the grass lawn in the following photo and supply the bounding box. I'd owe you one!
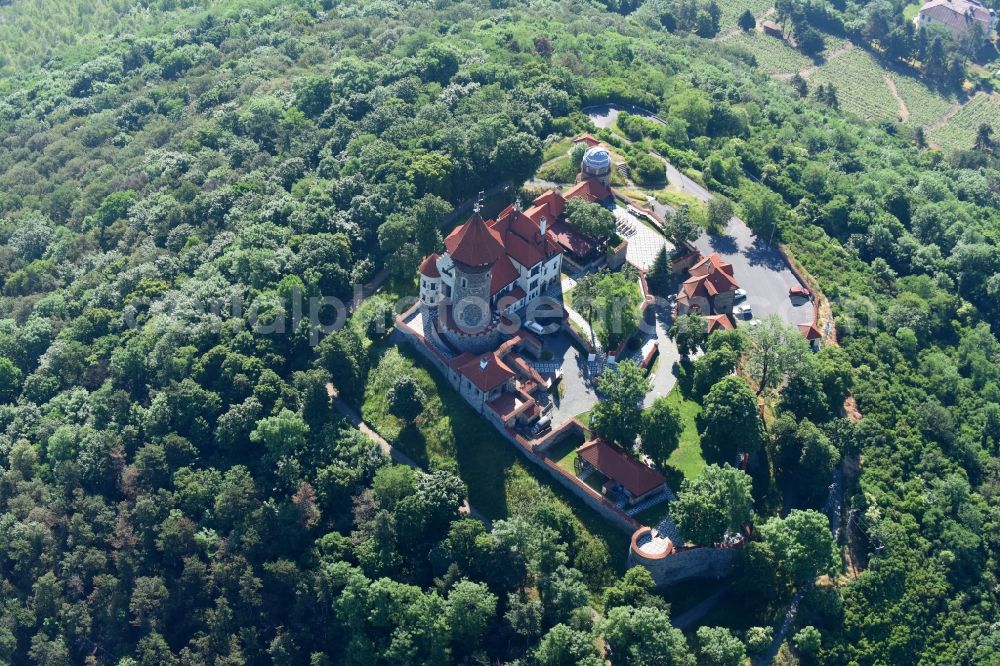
[542,137,573,162]
[903,1,921,21]
[654,188,707,217]
[631,501,671,529]
[664,385,706,480]
[536,154,578,184]
[362,343,630,570]
[548,432,586,474]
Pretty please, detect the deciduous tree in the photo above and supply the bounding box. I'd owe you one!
[672,464,753,545]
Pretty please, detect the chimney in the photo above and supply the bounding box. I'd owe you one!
[540,216,547,236]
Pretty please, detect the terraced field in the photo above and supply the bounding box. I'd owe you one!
[927,92,1000,151]
[809,48,900,121]
[725,31,814,74]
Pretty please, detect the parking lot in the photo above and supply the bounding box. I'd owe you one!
[530,332,600,428]
[693,217,815,327]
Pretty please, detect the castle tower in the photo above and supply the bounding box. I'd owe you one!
[581,146,613,187]
[418,253,441,308]
[446,212,504,330]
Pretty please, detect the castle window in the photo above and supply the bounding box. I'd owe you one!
[531,265,540,276]
[529,279,538,291]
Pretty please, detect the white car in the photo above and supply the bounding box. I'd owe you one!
[525,320,545,335]
[734,288,747,301]
[734,304,753,320]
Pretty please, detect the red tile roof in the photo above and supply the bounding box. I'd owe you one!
[548,218,598,259]
[573,133,601,147]
[680,253,739,302]
[564,178,612,204]
[528,190,566,221]
[690,253,734,278]
[487,388,536,421]
[918,0,992,32]
[419,253,440,278]
[451,351,516,392]
[799,323,822,340]
[491,208,561,269]
[704,314,734,333]
[576,439,666,498]
[445,212,504,267]
[490,255,520,295]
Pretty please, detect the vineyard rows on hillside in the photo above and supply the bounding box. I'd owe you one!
[716,0,772,31]
[927,92,1000,150]
[810,49,899,121]
[725,31,814,74]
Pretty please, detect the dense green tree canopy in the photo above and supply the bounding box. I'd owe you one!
[640,396,683,466]
[0,0,995,663]
[700,376,763,464]
[590,360,650,447]
[672,464,753,545]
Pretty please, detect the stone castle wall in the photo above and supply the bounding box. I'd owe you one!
[629,543,738,587]
[451,263,493,329]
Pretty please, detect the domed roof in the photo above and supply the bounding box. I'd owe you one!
[582,146,611,172]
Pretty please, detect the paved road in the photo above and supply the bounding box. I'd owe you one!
[540,332,600,427]
[642,307,680,408]
[659,154,713,203]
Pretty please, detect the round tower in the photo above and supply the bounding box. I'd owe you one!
[451,261,493,329]
[418,253,442,308]
[581,146,612,187]
[438,212,506,352]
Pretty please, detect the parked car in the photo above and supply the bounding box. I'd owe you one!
[525,320,545,335]
[734,304,753,320]
[530,416,552,437]
[789,285,811,299]
[734,288,747,301]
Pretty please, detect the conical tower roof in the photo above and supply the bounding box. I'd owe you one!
[444,212,504,267]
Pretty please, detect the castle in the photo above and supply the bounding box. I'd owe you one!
[418,145,615,355]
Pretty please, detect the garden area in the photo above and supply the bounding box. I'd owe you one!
[663,385,706,480]
[570,268,646,351]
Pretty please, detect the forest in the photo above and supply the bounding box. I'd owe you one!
[0,0,998,664]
